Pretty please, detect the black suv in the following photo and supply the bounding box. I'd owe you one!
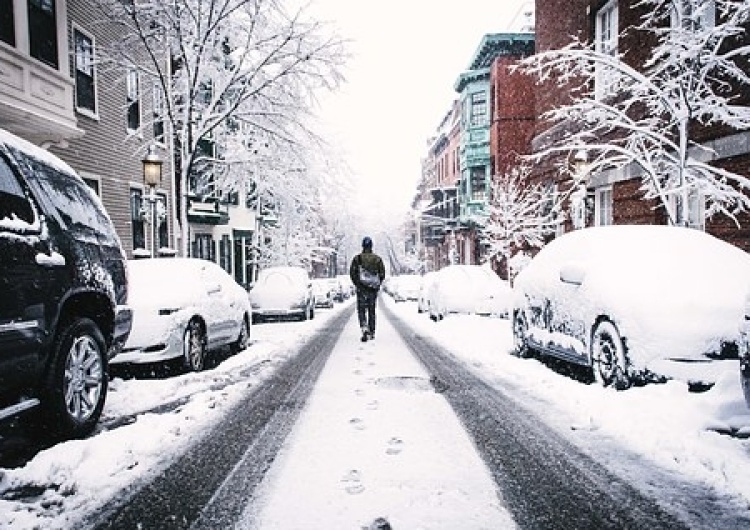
[0,128,132,439]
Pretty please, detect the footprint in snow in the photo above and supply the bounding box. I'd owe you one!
[364,517,393,530]
[349,417,366,430]
[341,469,365,495]
[386,437,404,455]
[366,400,379,410]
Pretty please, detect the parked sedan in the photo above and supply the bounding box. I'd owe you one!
[112,258,251,371]
[513,225,750,390]
[390,274,423,302]
[249,266,314,322]
[312,278,334,309]
[427,265,512,321]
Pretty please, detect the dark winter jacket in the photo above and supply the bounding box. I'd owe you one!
[350,249,386,291]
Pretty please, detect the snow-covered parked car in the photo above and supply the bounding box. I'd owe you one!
[112,258,251,371]
[249,266,314,322]
[312,278,334,308]
[427,265,512,321]
[512,225,750,390]
[390,274,423,302]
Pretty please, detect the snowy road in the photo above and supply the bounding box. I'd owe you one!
[242,298,515,529]
[77,300,709,529]
[86,308,353,529]
[387,304,685,529]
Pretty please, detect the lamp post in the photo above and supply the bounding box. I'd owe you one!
[142,145,163,258]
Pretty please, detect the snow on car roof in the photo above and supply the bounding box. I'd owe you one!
[514,225,750,365]
[127,258,207,303]
[0,127,77,176]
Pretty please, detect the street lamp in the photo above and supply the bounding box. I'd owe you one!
[142,145,163,258]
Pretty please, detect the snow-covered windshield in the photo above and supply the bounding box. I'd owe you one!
[7,146,117,242]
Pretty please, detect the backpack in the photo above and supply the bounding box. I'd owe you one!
[357,255,381,290]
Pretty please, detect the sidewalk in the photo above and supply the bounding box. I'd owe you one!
[240,304,515,529]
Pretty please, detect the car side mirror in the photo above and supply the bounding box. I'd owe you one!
[559,263,585,286]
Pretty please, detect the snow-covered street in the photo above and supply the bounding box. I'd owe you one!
[2,296,750,528]
[242,301,515,529]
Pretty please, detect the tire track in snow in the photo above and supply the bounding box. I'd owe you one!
[383,303,687,530]
[84,306,354,530]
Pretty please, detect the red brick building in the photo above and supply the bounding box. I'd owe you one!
[532,0,750,251]
[416,32,536,270]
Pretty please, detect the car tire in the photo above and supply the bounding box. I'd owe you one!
[512,310,532,358]
[590,319,631,390]
[231,315,250,354]
[42,317,108,439]
[183,319,207,372]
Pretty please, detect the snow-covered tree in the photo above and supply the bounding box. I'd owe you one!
[94,0,346,256]
[481,167,560,281]
[522,0,750,226]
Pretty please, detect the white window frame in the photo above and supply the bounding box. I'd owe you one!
[594,186,613,226]
[595,0,619,99]
[469,91,487,127]
[126,68,142,133]
[73,24,98,118]
[152,81,165,144]
[667,189,705,230]
[670,0,716,31]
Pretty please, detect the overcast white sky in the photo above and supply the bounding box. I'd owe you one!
[308,0,533,224]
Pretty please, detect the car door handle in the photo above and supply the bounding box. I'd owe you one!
[36,251,66,267]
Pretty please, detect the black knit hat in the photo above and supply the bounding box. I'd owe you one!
[362,236,373,249]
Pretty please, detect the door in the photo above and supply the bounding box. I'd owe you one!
[200,262,238,347]
[0,154,64,395]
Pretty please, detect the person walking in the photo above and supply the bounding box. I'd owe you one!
[350,236,386,342]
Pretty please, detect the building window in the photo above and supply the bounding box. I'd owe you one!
[469,166,487,201]
[130,189,146,250]
[469,91,487,127]
[28,0,58,68]
[153,82,165,143]
[667,189,705,229]
[671,0,715,30]
[0,0,14,46]
[595,187,613,226]
[82,176,100,196]
[595,0,618,98]
[155,193,168,251]
[126,69,141,132]
[219,235,231,273]
[192,234,215,261]
[74,28,97,115]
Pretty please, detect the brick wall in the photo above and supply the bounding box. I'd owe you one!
[491,55,536,176]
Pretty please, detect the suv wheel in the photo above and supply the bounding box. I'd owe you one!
[44,318,107,439]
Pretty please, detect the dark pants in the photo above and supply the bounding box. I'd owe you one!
[356,288,378,334]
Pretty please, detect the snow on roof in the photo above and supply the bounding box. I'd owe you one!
[0,127,77,176]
